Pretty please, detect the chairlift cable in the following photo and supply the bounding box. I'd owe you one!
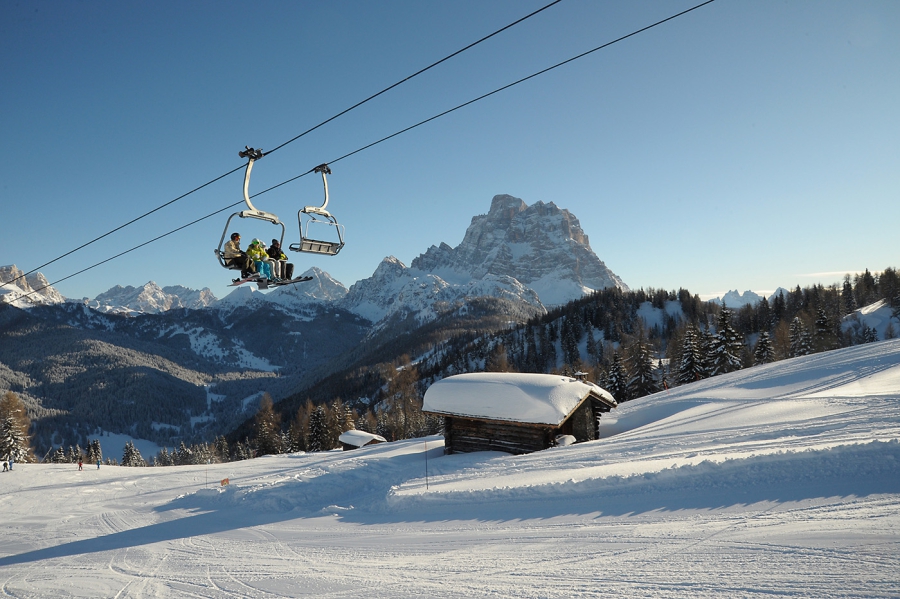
[1,0,565,291]
[13,0,716,301]
[262,0,565,158]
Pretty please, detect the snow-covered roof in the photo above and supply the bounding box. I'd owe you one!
[423,372,616,426]
[338,430,387,447]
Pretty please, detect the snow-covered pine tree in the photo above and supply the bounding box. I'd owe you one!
[253,393,282,457]
[698,327,716,379]
[308,405,327,452]
[677,325,704,384]
[863,325,879,343]
[800,327,814,354]
[343,404,356,432]
[154,447,173,467]
[707,307,743,376]
[214,436,230,462]
[625,338,659,399]
[51,446,67,463]
[122,441,146,467]
[754,331,775,365]
[842,277,857,314]
[0,391,32,463]
[605,352,629,402]
[85,439,102,464]
[789,317,808,357]
[813,307,837,353]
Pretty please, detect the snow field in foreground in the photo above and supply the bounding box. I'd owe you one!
[0,339,899,598]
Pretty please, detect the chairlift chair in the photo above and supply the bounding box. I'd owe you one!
[214,147,286,273]
[289,164,345,256]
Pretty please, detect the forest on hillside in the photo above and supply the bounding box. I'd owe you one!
[239,267,899,460]
[4,267,898,466]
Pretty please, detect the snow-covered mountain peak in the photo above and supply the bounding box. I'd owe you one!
[0,265,65,307]
[88,281,217,314]
[266,267,349,308]
[340,195,626,324]
[411,194,626,306]
[711,289,763,308]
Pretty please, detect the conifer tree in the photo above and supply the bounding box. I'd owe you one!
[625,338,659,399]
[605,352,629,402]
[154,447,173,467]
[677,325,704,384]
[754,331,775,365]
[254,393,282,456]
[308,405,327,452]
[214,436,230,462]
[0,391,33,463]
[542,323,557,370]
[789,317,808,358]
[842,277,857,314]
[175,441,193,465]
[892,293,900,324]
[86,439,102,464]
[122,441,146,467]
[52,446,67,463]
[327,399,343,448]
[698,327,716,379]
[813,307,837,353]
[707,307,743,376]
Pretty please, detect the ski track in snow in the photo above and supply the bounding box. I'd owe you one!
[1,340,899,597]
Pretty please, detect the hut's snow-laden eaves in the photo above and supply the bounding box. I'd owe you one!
[423,373,617,455]
[423,372,616,425]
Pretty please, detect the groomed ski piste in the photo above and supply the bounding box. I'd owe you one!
[1,340,898,598]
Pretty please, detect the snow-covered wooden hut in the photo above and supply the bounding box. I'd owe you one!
[422,372,617,455]
[338,430,387,451]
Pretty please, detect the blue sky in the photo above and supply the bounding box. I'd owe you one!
[2,0,897,302]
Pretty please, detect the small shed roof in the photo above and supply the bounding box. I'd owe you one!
[338,430,387,447]
[422,372,616,426]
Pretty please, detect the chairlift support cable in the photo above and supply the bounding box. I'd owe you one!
[14,0,716,302]
[1,0,565,291]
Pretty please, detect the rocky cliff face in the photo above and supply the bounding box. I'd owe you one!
[0,265,66,307]
[339,194,626,326]
[413,194,625,306]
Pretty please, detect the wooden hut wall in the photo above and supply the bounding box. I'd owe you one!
[443,417,553,455]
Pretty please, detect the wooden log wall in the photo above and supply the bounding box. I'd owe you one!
[444,417,553,455]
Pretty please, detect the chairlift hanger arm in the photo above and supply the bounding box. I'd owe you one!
[303,164,332,218]
[289,163,344,256]
[239,146,280,224]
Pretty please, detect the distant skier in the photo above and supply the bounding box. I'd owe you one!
[7,456,12,470]
[97,459,101,469]
[78,458,83,471]
[1,459,7,472]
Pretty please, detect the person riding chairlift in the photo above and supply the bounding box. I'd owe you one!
[247,239,276,281]
[223,232,257,280]
[267,238,293,281]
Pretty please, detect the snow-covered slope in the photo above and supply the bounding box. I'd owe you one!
[0,265,65,307]
[1,340,897,597]
[842,297,898,340]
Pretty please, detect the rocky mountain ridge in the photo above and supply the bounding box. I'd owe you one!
[0,265,66,307]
